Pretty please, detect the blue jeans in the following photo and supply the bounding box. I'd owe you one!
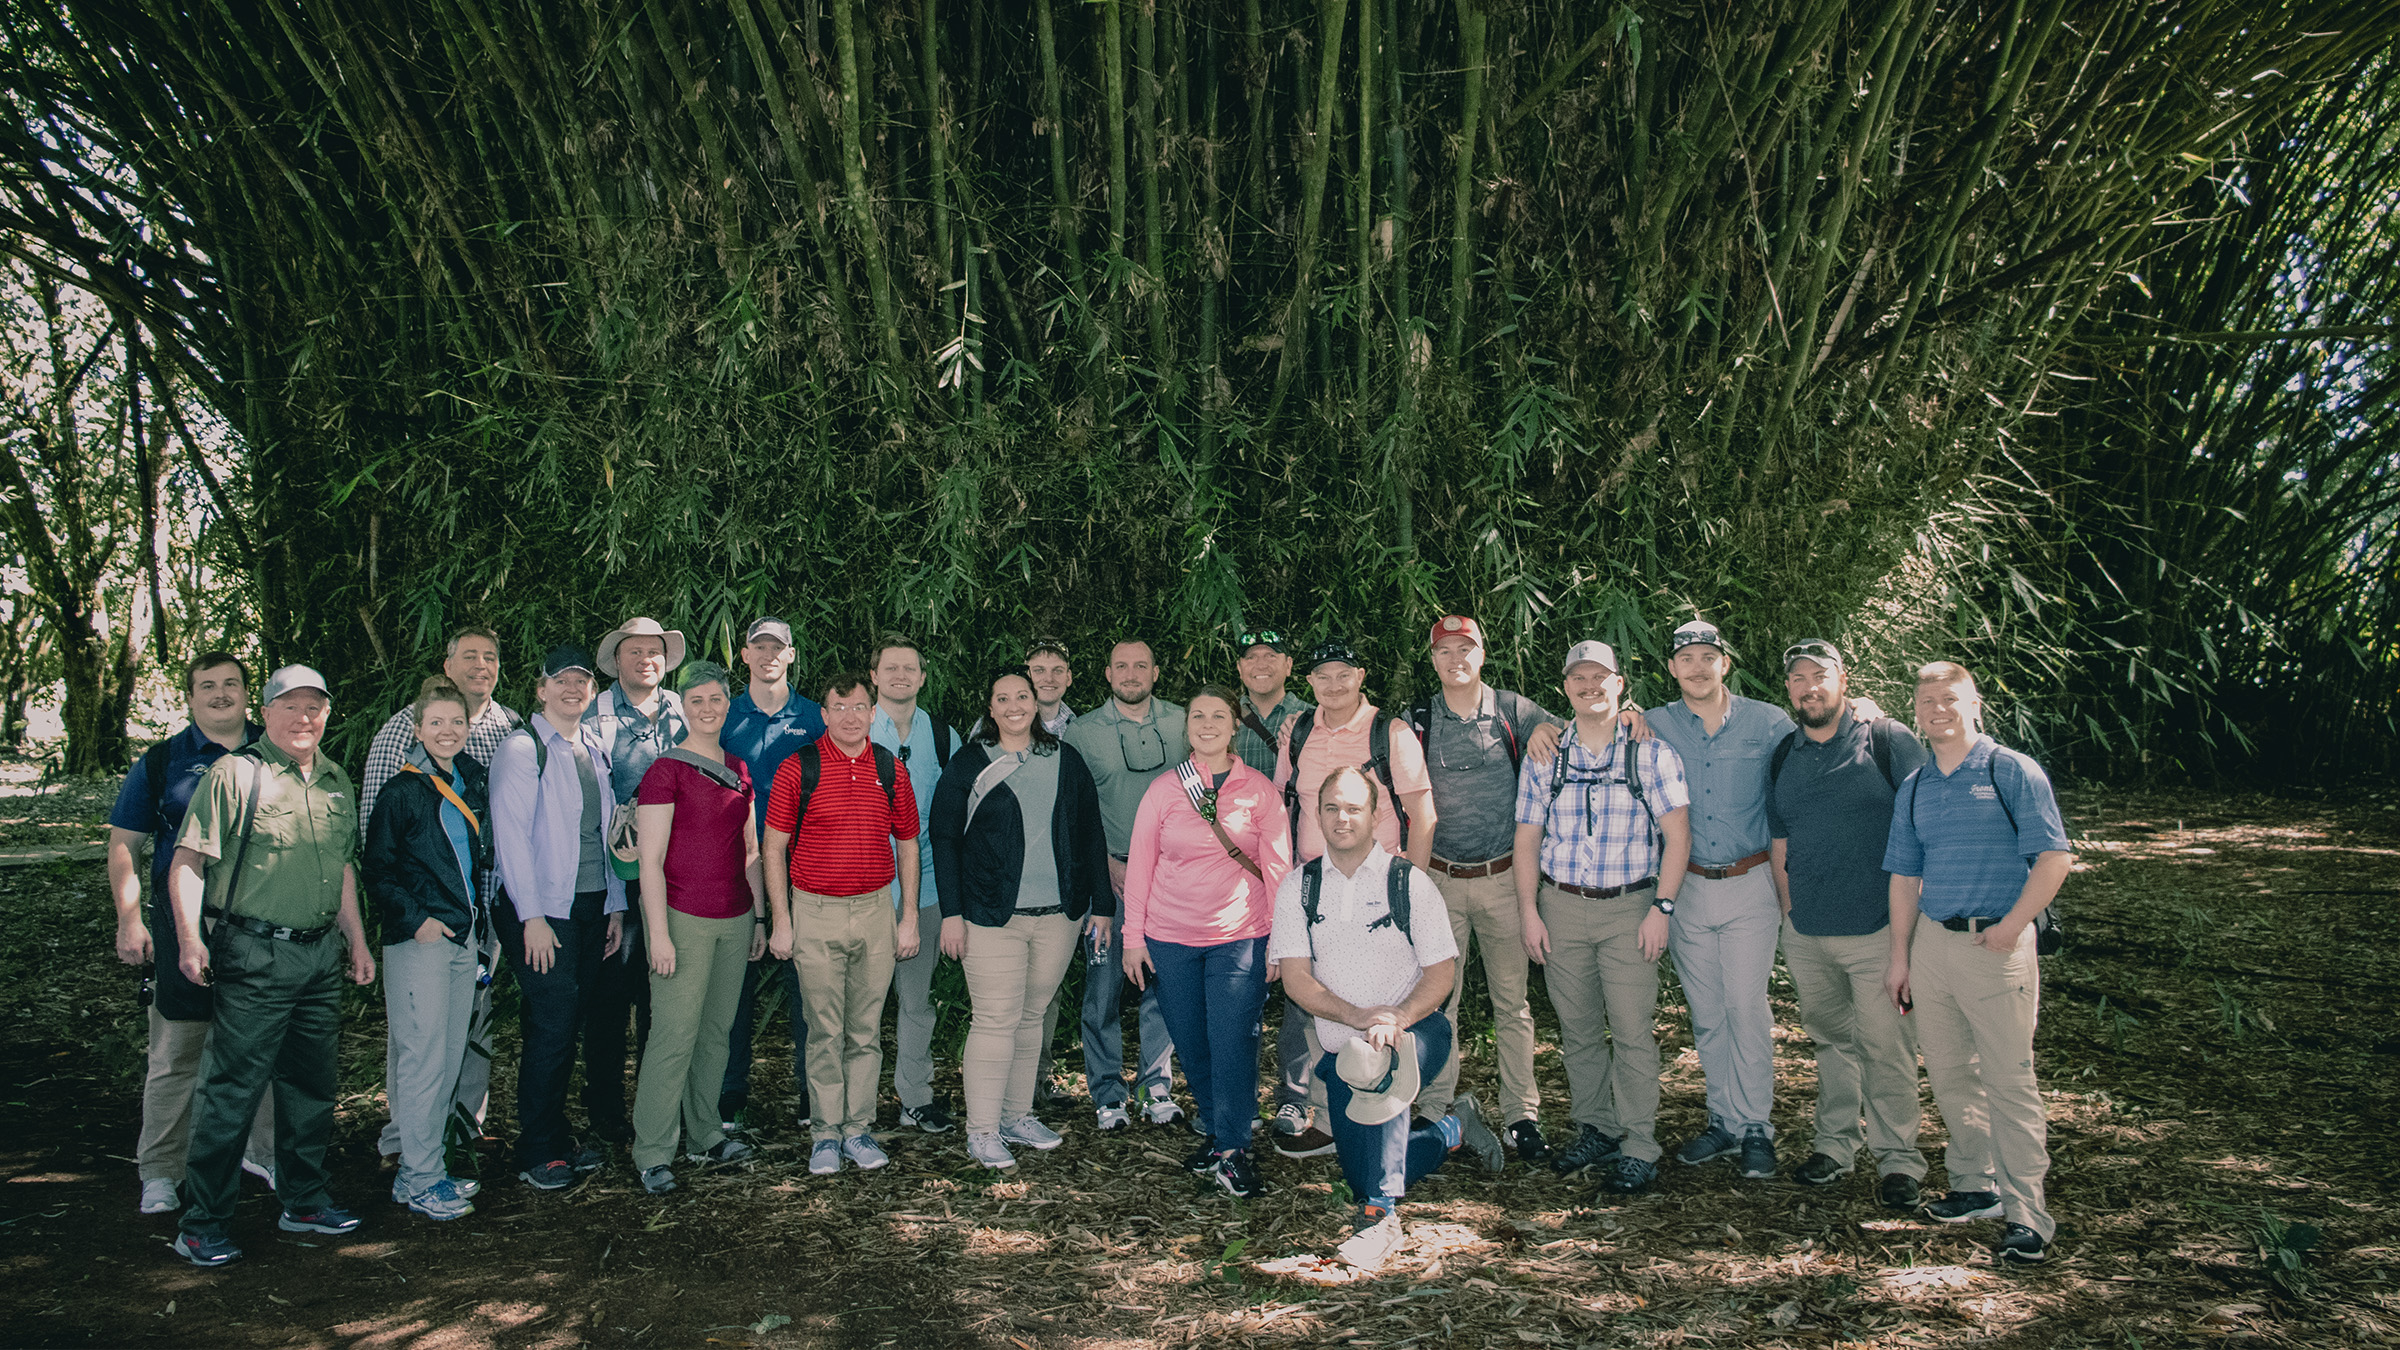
[1147,936,1269,1148]
[1081,928,1175,1107]
[1318,1012,1454,1206]
[719,955,809,1112]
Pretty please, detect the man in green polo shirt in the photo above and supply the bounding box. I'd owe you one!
[165,665,376,1268]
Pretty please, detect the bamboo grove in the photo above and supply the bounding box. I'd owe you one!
[1,0,2395,777]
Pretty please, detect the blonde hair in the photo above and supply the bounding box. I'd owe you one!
[412,675,470,723]
[1912,661,1984,735]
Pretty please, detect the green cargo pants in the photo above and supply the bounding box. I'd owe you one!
[179,925,343,1238]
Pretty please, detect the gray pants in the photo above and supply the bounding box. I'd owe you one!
[380,926,495,1158]
[1668,868,1780,1137]
[381,938,477,1193]
[1038,927,1174,1107]
[1273,985,1326,1117]
[889,902,945,1111]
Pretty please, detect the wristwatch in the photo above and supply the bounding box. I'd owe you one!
[1650,894,1676,915]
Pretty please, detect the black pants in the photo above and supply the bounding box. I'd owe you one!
[581,880,652,1133]
[498,891,609,1169]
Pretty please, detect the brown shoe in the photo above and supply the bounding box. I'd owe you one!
[1273,1126,1337,1159]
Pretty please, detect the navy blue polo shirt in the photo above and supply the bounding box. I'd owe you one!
[108,721,263,1020]
[724,688,827,826]
[1881,736,2070,921]
[1765,710,1928,936]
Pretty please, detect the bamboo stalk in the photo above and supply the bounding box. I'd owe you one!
[1443,0,1485,366]
[830,0,909,392]
[1268,0,1350,425]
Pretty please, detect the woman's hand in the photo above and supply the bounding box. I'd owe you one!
[649,932,677,978]
[522,916,560,974]
[1122,942,1155,990]
[414,917,455,944]
[940,915,967,960]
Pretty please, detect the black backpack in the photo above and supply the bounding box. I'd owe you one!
[1282,707,1409,848]
[785,740,899,831]
[1904,747,2063,956]
[1401,689,1544,777]
[1769,716,1903,791]
[1298,855,1417,953]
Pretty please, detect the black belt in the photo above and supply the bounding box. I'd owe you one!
[1937,915,2007,933]
[1542,874,1656,900]
[205,907,333,944]
[1013,905,1067,918]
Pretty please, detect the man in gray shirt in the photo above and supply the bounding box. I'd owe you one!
[1058,640,1188,1129]
[1767,639,1929,1210]
[1404,616,1562,1166]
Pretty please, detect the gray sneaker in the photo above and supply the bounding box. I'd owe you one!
[842,1134,891,1170]
[688,1138,756,1166]
[638,1165,677,1196]
[966,1132,1016,1170]
[808,1140,844,1176]
[1675,1123,1740,1166]
[139,1179,179,1215]
[1450,1095,1507,1174]
[1000,1116,1065,1151]
[1738,1126,1777,1179]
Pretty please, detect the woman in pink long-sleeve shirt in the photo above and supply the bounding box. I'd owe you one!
[1122,685,1292,1197]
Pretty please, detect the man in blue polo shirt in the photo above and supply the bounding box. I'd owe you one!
[107,651,275,1215]
[717,616,826,1133]
[1883,661,2071,1267]
[1766,640,1928,1209]
[1638,620,1792,1181]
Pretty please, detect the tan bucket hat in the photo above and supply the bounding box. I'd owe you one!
[595,616,687,679]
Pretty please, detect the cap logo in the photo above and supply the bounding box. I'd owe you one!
[1443,617,1463,631]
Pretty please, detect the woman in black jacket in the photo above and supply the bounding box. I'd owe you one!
[365,676,491,1221]
[931,667,1111,1170]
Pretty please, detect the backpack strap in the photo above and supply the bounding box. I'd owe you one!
[1866,717,1898,791]
[1282,709,1318,851]
[1299,856,1324,959]
[872,744,898,809]
[929,716,953,771]
[791,742,823,832]
[209,746,268,920]
[1493,692,1528,776]
[1176,760,1263,880]
[1769,731,1796,789]
[141,738,176,835]
[1366,713,1408,847]
[660,746,746,796]
[1985,752,2021,834]
[1382,858,1415,945]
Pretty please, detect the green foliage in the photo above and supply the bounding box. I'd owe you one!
[2253,1209,2324,1300]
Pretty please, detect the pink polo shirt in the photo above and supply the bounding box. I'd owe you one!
[1274,700,1433,861]
[1122,759,1292,949]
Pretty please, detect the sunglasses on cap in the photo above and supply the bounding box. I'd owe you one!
[1237,629,1284,651]
[1783,640,1844,668]
[1025,637,1071,662]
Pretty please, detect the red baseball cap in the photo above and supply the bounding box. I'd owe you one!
[1429,615,1485,649]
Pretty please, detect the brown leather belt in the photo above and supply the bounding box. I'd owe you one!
[1541,874,1656,900]
[1429,853,1514,879]
[1689,850,1771,881]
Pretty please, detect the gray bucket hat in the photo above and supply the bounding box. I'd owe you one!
[595,617,687,679]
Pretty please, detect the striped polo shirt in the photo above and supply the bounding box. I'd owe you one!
[763,738,922,898]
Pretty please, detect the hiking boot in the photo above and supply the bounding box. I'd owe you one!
[1508,1119,1550,1167]
[1596,1155,1658,1195]
[1094,1102,1131,1132]
[967,1132,1016,1170]
[166,1231,241,1267]
[1274,1125,1337,1158]
[139,1179,179,1215]
[1738,1126,1777,1179]
[1878,1173,1922,1210]
[1675,1123,1740,1166]
[808,1140,843,1175]
[1550,1124,1623,1175]
[639,1165,677,1196]
[1997,1223,2049,1265]
[1211,1149,1264,1199]
[519,1159,574,1190]
[1451,1095,1506,1174]
[278,1204,362,1235]
[842,1134,890,1170]
[406,1177,476,1220]
[902,1101,957,1135]
[688,1138,755,1166]
[1924,1190,2004,1224]
[1000,1116,1064,1151]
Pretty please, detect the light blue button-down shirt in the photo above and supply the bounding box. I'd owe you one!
[872,704,961,909]
[1644,694,1795,867]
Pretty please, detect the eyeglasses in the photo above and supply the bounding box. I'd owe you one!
[1238,630,1283,651]
[1026,637,1071,663]
[1115,720,1168,773]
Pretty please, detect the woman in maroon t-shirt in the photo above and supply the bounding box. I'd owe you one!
[628,663,766,1194]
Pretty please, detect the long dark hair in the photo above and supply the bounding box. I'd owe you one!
[970,665,1061,750]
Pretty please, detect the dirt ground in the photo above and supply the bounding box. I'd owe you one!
[3,773,2397,1349]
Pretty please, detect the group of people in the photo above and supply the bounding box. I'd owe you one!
[108,612,2070,1273]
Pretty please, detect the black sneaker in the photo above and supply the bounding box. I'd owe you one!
[277,1204,362,1235]
[519,1159,574,1191]
[570,1145,606,1175]
[1737,1126,1777,1180]
[1550,1124,1623,1175]
[1508,1119,1550,1167]
[1997,1223,2049,1264]
[1182,1141,1219,1175]
[1211,1149,1264,1199]
[1675,1123,1739,1166]
[1878,1173,1922,1210]
[1597,1155,1657,1195]
[901,1101,957,1135]
[1924,1190,2004,1223]
[1793,1152,1847,1186]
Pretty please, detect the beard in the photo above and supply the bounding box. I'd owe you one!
[1796,702,1841,729]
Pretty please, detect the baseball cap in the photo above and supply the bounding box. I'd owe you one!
[1304,636,1365,674]
[1670,619,1729,657]
[745,616,794,647]
[1428,615,1485,649]
[1560,640,1620,676]
[1025,636,1072,663]
[1236,628,1289,655]
[1783,639,1845,674]
[260,664,330,704]
[542,644,597,678]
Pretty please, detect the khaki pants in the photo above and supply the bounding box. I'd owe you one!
[633,909,753,1170]
[1912,920,2052,1239]
[1781,921,1925,1179]
[138,1009,274,1183]
[791,887,897,1142]
[960,912,1079,1135]
[1421,868,1541,1125]
[1536,881,1663,1162]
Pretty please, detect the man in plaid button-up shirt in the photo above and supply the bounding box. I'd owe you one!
[1513,639,1691,1197]
[358,627,522,1166]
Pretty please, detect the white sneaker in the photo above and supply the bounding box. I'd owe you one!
[1094,1103,1130,1131]
[999,1116,1064,1151]
[240,1158,276,1191]
[842,1134,890,1170]
[138,1178,179,1214]
[967,1132,1017,1170]
[1273,1102,1309,1136]
[809,1140,844,1175]
[1140,1093,1184,1127]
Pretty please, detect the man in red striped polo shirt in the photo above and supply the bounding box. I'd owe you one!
[765,674,923,1177]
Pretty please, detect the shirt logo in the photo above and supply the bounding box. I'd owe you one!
[1970,784,2000,801]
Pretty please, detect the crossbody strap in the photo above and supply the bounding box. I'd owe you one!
[1175,760,1263,881]
[399,761,481,834]
[661,746,746,795]
[215,750,267,919]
